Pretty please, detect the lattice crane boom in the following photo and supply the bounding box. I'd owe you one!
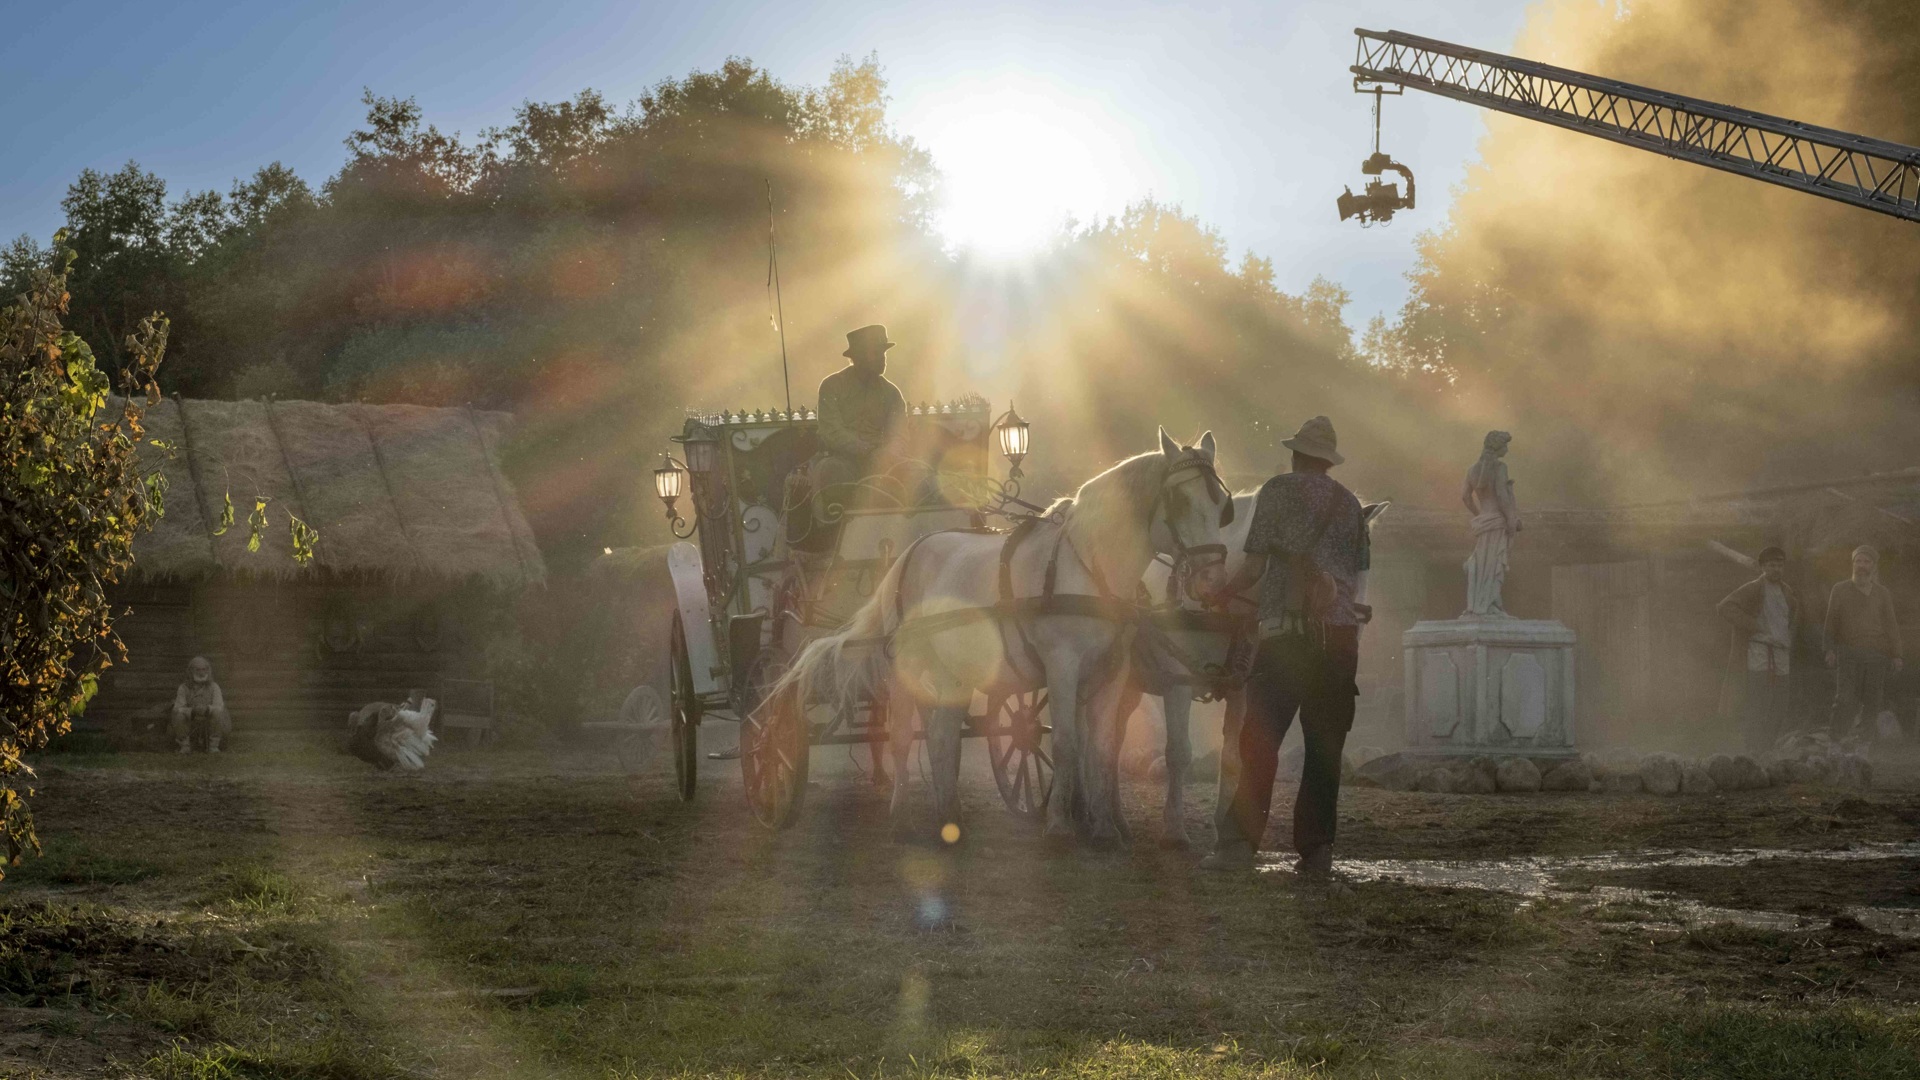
[1351,27,1920,222]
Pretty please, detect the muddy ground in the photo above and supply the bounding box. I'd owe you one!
[3,736,1919,1078]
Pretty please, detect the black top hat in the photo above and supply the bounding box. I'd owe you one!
[843,324,896,359]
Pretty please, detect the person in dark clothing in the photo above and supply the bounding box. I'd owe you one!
[1824,544,1904,740]
[1716,546,1800,753]
[1200,415,1368,876]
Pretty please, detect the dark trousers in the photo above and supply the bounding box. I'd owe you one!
[1831,646,1890,739]
[1225,627,1360,854]
[1740,669,1789,754]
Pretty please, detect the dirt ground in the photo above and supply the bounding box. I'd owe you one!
[4,735,1919,1079]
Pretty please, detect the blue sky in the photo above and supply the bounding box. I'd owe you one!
[3,0,1535,325]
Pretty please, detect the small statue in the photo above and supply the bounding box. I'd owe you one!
[171,655,232,753]
[1462,431,1522,618]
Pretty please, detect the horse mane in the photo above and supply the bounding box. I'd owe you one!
[1056,450,1173,555]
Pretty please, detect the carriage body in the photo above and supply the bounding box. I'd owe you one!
[661,397,1028,821]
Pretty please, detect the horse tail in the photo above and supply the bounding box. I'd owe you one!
[758,546,912,724]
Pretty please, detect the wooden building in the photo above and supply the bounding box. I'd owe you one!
[87,397,546,738]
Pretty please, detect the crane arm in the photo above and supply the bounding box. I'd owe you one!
[1351,28,1920,222]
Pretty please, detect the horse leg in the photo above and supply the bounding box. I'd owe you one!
[886,687,917,831]
[1093,674,1143,850]
[1041,656,1083,847]
[1161,686,1194,850]
[925,704,968,842]
[1212,688,1247,847]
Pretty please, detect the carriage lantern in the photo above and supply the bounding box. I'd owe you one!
[994,403,1031,479]
[680,426,719,476]
[653,454,695,538]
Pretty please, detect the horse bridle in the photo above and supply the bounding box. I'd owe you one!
[1154,455,1232,581]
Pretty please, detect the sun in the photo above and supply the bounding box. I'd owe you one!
[910,78,1140,264]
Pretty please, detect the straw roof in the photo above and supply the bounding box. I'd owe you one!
[126,397,545,587]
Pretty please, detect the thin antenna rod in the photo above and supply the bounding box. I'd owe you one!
[766,179,793,417]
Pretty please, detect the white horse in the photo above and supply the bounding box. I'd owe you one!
[1139,494,1388,848]
[765,430,1234,848]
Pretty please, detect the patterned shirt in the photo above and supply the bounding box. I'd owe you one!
[1243,471,1368,626]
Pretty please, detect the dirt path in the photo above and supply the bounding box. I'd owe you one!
[6,740,1920,1078]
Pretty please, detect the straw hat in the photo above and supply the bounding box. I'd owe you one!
[842,324,896,359]
[1281,415,1343,466]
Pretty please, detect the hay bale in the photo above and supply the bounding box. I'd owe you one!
[1766,757,1794,786]
[1416,766,1457,794]
[1680,761,1717,795]
[1640,753,1683,796]
[1732,755,1771,790]
[1541,758,1593,792]
[1352,745,1388,768]
[1495,757,1542,793]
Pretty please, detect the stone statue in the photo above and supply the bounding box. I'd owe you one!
[1462,430,1521,618]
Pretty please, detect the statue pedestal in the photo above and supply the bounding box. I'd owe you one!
[1402,618,1577,757]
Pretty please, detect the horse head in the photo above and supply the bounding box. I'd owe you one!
[1154,427,1233,601]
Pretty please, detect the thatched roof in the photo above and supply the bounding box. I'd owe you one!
[127,397,544,587]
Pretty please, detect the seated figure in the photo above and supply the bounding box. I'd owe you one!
[171,655,232,753]
[805,323,906,542]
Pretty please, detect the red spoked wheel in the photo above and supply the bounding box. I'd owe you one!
[740,648,810,829]
[983,689,1052,822]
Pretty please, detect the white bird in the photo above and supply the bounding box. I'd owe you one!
[346,692,438,772]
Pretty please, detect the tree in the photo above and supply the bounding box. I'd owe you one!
[0,239,165,876]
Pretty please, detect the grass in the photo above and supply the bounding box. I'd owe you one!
[3,740,1920,1078]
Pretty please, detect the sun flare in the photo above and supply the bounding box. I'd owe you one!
[913,79,1141,264]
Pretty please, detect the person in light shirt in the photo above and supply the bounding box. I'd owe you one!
[1716,546,1800,752]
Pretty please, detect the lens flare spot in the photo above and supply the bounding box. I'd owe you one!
[940,822,961,844]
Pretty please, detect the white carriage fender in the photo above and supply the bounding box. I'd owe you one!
[667,542,725,697]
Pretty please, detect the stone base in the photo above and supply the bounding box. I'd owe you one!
[1402,617,1577,756]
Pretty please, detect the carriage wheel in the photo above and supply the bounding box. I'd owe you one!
[984,690,1053,822]
[741,649,810,829]
[669,613,701,802]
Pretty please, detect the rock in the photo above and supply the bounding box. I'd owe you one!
[1541,758,1593,792]
[1588,779,1605,793]
[1457,763,1498,795]
[1597,748,1642,779]
[1353,753,1419,791]
[1680,761,1717,795]
[1416,766,1457,794]
[1340,754,1356,782]
[1732,754,1770,790]
[1353,745,1388,767]
[1602,771,1644,794]
[1279,743,1305,782]
[1495,757,1543,793]
[1639,753,1683,796]
[1705,753,1742,790]
[1766,757,1793,786]
[1833,754,1874,790]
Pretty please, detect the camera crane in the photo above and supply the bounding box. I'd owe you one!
[1341,27,1920,224]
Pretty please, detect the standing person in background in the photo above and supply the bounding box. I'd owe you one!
[1717,546,1800,753]
[1825,545,1903,742]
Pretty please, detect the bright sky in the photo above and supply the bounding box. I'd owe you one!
[3,0,1534,326]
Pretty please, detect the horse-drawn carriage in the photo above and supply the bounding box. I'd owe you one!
[651,398,1061,828]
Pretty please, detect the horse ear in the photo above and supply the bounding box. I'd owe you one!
[1158,427,1179,459]
[1196,431,1217,463]
[1362,500,1392,525]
